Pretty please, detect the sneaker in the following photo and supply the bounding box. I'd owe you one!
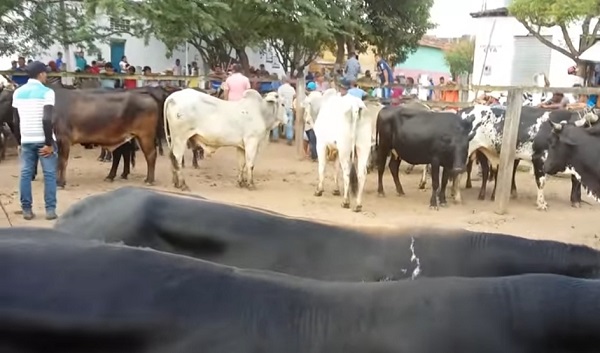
[22,210,35,220]
[45,210,58,220]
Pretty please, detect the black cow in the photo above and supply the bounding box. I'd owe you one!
[459,105,586,208]
[545,117,600,203]
[54,187,600,281]
[374,106,475,209]
[103,140,137,182]
[1,234,600,353]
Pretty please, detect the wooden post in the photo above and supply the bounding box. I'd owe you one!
[295,73,307,157]
[495,88,523,214]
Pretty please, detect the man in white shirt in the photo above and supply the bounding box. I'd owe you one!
[302,81,320,160]
[274,76,296,144]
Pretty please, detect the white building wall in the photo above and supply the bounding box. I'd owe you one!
[471,15,590,90]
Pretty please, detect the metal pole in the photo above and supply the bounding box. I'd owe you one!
[185,42,189,87]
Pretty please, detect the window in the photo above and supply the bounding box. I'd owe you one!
[109,17,131,32]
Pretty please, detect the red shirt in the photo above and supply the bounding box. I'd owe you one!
[90,66,100,74]
[124,79,137,89]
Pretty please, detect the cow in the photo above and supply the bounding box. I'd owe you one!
[103,140,136,182]
[313,94,375,212]
[163,89,286,191]
[0,123,6,162]
[458,105,587,209]
[1,234,600,353]
[52,88,159,187]
[55,187,600,281]
[314,95,381,212]
[544,116,600,203]
[374,106,475,209]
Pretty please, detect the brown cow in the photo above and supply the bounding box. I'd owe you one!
[53,88,159,187]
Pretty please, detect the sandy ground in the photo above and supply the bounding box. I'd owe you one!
[0,143,598,248]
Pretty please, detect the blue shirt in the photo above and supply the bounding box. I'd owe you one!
[377,59,394,84]
[56,58,63,71]
[587,95,598,108]
[348,87,366,99]
[12,68,28,86]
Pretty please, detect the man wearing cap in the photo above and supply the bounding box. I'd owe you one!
[11,61,58,220]
[302,81,320,161]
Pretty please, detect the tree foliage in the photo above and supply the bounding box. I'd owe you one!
[1,0,145,57]
[509,0,600,64]
[444,39,474,80]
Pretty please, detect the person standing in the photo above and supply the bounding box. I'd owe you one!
[375,54,394,100]
[344,52,361,84]
[55,52,64,71]
[12,56,28,86]
[11,61,58,220]
[302,82,320,161]
[274,76,296,144]
[74,50,87,71]
[222,64,250,101]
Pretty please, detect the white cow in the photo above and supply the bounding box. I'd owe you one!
[163,89,286,190]
[313,94,378,212]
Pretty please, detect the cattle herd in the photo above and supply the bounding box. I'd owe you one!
[1,83,599,211]
[0,187,599,352]
[1,83,600,351]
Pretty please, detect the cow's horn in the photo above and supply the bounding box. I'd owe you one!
[550,121,564,131]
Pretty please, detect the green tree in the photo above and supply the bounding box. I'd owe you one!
[1,0,145,57]
[444,39,475,80]
[264,0,336,75]
[509,0,600,74]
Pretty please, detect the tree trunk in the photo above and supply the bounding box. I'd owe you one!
[345,37,356,55]
[335,34,346,65]
[236,48,250,75]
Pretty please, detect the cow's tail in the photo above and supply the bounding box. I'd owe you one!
[131,140,137,169]
[349,108,360,196]
[163,97,173,149]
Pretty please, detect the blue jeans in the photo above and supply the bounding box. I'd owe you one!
[381,86,391,99]
[305,129,317,160]
[272,108,294,141]
[20,142,58,212]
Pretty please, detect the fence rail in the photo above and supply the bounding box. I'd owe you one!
[3,71,600,94]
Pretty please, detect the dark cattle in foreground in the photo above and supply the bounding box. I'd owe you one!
[545,117,600,204]
[55,187,600,281]
[52,88,159,187]
[1,235,600,353]
[374,106,475,209]
[459,105,588,208]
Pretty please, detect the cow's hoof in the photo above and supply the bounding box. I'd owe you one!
[572,202,581,208]
[120,175,128,180]
[418,183,426,190]
[247,184,256,190]
[396,191,405,197]
[377,192,385,197]
[466,183,472,189]
[145,180,155,186]
[537,203,548,211]
[237,181,247,188]
[332,189,341,196]
[510,192,518,200]
[181,185,191,192]
[104,177,115,182]
[439,201,448,207]
[314,190,323,197]
[341,201,350,209]
[429,205,439,211]
[352,205,362,212]
[193,165,199,169]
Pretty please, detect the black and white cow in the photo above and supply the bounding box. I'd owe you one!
[544,115,600,204]
[458,105,587,209]
[1,233,600,353]
[373,106,475,209]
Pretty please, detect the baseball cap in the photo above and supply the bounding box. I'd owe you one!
[307,82,317,91]
[26,61,47,78]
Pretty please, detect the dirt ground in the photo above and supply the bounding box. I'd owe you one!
[0,143,598,248]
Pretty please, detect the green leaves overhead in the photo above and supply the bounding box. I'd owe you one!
[509,0,600,60]
[1,0,436,72]
[444,39,474,79]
